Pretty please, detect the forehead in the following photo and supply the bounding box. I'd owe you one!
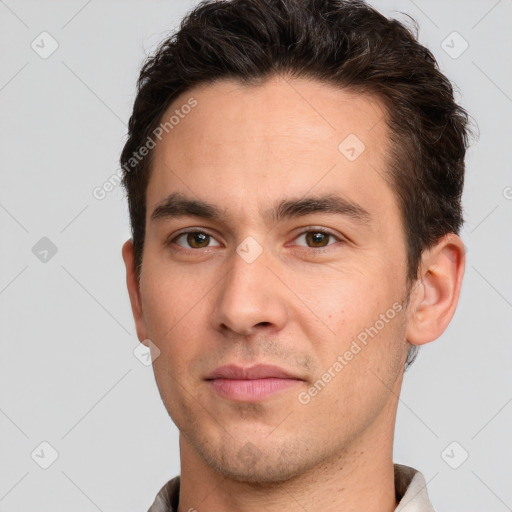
[147,76,397,227]
[155,76,387,154]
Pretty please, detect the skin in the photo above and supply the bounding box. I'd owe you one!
[122,76,465,512]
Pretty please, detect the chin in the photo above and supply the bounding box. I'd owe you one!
[194,436,320,485]
[211,459,299,485]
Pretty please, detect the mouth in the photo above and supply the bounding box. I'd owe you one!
[205,364,304,401]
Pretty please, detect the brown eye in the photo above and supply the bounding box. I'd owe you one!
[305,231,330,247]
[295,229,341,249]
[172,231,221,249]
[187,232,209,248]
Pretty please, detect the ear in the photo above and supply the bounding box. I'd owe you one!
[405,233,466,346]
[122,239,149,346]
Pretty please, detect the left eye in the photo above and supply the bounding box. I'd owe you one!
[293,229,341,248]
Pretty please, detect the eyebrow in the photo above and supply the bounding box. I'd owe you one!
[150,191,372,226]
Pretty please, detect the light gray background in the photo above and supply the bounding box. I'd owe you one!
[0,0,511,510]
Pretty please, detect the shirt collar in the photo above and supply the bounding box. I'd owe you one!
[394,464,436,512]
[147,463,435,512]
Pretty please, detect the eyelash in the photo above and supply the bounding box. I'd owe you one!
[166,227,345,254]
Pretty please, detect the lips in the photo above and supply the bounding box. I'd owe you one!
[206,364,303,401]
[207,364,299,380]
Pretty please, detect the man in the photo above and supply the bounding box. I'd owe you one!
[120,0,469,510]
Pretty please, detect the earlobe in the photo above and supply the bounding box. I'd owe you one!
[121,239,149,344]
[405,234,466,347]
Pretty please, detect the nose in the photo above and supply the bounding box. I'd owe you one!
[211,241,289,338]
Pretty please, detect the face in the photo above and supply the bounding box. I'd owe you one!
[128,77,413,483]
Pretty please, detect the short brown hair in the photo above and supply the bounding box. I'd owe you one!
[120,0,471,367]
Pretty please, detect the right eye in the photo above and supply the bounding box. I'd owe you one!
[168,230,222,250]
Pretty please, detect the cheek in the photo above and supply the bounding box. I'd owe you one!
[139,278,205,398]
[140,258,200,335]
[302,308,406,429]
[292,270,386,332]
[294,270,404,371]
